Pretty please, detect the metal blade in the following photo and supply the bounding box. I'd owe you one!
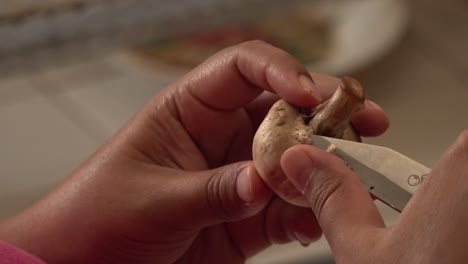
[310,135,431,212]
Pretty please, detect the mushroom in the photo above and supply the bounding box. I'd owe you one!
[252,76,366,206]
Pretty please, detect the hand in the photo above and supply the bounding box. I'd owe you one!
[0,40,388,264]
[282,131,468,263]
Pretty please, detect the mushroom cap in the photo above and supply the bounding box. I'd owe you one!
[252,77,365,206]
[252,100,313,206]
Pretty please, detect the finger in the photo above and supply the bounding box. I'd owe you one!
[227,198,322,258]
[400,130,468,226]
[244,91,280,129]
[391,131,468,261]
[264,198,322,246]
[310,72,389,137]
[245,91,388,138]
[245,73,342,129]
[170,162,272,229]
[352,100,390,137]
[222,92,279,163]
[281,145,385,252]
[309,72,342,99]
[426,130,468,195]
[179,40,322,111]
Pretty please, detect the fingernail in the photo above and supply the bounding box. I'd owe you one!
[293,212,321,247]
[299,74,322,101]
[237,166,254,203]
[367,100,383,111]
[294,232,314,247]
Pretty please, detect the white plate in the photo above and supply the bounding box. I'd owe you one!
[309,0,409,75]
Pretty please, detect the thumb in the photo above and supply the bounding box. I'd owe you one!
[170,161,272,229]
[281,145,385,253]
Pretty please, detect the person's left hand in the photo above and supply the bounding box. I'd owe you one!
[0,41,389,264]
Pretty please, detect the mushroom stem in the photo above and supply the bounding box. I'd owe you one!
[309,76,365,138]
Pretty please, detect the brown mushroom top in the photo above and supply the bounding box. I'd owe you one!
[252,76,366,206]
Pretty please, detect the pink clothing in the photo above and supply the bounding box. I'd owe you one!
[0,241,45,264]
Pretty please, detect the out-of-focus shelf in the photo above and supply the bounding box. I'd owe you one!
[0,0,313,79]
[0,0,408,81]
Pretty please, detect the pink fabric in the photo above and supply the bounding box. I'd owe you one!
[0,241,45,264]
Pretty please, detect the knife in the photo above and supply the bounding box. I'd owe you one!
[310,135,431,212]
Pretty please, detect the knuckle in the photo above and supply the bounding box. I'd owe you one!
[233,39,298,66]
[306,170,346,218]
[239,39,270,49]
[453,129,468,154]
[456,129,468,148]
[205,166,245,221]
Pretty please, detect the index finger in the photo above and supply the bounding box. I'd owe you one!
[245,72,390,137]
[178,40,323,110]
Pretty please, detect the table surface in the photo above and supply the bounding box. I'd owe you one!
[0,0,467,263]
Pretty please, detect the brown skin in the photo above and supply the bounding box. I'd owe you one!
[282,130,468,264]
[253,76,365,206]
[0,41,389,264]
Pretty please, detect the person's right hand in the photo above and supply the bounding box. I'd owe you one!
[282,130,468,263]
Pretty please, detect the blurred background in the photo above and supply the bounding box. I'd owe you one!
[1,0,467,263]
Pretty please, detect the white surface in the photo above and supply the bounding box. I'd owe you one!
[42,57,166,142]
[309,0,409,75]
[0,55,167,218]
[248,239,332,264]
[0,77,98,217]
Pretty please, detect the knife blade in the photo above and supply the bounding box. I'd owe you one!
[310,135,431,212]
